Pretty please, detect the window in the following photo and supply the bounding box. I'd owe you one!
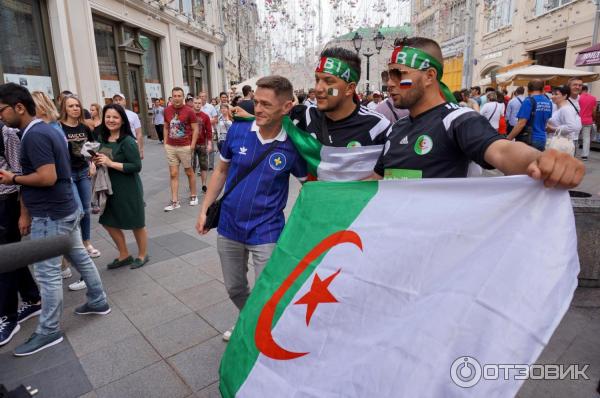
[485,0,513,32]
[140,34,162,109]
[94,20,119,79]
[448,1,466,39]
[180,0,205,21]
[535,0,572,15]
[417,15,435,39]
[193,0,205,21]
[0,0,55,96]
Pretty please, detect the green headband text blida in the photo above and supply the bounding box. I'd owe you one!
[389,46,457,104]
[316,57,359,84]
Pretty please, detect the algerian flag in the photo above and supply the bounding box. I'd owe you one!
[220,176,579,397]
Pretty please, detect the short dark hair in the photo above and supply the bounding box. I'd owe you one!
[320,47,361,81]
[242,85,253,96]
[0,83,37,116]
[255,75,294,101]
[552,85,571,98]
[567,77,583,86]
[172,87,184,94]
[453,91,462,103]
[308,88,316,94]
[219,91,228,97]
[99,104,134,142]
[398,37,443,66]
[527,79,544,92]
[471,86,481,95]
[582,85,589,92]
[514,86,525,95]
[231,95,242,107]
[485,87,495,93]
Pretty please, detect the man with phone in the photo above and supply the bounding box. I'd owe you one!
[195,76,307,341]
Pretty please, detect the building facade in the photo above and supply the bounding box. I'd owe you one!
[0,0,270,135]
[474,0,599,95]
[411,0,469,92]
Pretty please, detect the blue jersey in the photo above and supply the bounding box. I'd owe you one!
[516,95,552,143]
[218,120,307,245]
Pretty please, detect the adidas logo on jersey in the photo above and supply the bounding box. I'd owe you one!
[400,136,409,144]
[239,146,248,155]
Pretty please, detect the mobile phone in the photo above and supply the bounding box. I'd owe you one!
[88,150,97,157]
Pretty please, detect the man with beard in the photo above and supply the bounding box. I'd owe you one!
[371,37,584,189]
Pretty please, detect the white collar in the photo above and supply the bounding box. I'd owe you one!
[21,118,43,139]
[250,120,287,144]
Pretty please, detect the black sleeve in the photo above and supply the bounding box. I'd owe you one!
[373,141,387,177]
[85,126,95,142]
[450,113,505,169]
[290,105,308,130]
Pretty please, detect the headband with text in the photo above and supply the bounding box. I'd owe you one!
[316,57,359,84]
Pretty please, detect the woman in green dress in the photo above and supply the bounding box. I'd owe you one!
[93,104,149,269]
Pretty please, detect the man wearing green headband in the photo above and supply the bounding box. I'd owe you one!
[287,47,391,181]
[372,37,584,189]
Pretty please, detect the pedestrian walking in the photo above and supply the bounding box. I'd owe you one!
[577,84,597,160]
[196,76,307,341]
[547,85,582,155]
[506,86,525,134]
[93,103,148,269]
[480,91,505,132]
[507,80,553,151]
[0,120,42,347]
[192,96,213,192]
[0,83,111,357]
[217,103,233,152]
[163,87,199,210]
[152,98,164,143]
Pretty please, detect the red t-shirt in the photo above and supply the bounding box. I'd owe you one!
[195,111,212,146]
[164,105,197,146]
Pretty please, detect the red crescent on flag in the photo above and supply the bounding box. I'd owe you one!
[255,230,363,360]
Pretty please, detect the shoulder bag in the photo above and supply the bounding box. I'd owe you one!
[204,139,280,230]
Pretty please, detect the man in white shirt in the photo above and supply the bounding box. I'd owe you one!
[199,91,218,128]
[112,93,144,159]
[506,86,525,134]
[303,88,317,107]
[367,90,383,110]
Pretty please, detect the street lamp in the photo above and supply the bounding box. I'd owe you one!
[351,30,385,96]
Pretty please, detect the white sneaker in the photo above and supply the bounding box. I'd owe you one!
[164,201,181,212]
[223,326,234,342]
[69,279,87,291]
[189,196,199,206]
[61,267,72,279]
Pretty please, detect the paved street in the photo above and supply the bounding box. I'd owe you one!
[1,140,600,398]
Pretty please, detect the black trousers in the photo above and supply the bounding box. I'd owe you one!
[155,124,164,142]
[0,192,40,322]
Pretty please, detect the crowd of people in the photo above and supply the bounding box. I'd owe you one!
[0,35,588,357]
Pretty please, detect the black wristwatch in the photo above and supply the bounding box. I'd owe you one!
[12,175,18,185]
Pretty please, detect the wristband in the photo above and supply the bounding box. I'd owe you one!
[12,175,18,185]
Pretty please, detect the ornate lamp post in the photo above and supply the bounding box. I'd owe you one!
[352,30,385,96]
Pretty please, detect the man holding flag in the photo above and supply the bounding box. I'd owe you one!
[372,37,584,187]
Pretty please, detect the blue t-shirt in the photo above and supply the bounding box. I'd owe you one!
[20,120,77,219]
[218,120,307,245]
[516,94,552,143]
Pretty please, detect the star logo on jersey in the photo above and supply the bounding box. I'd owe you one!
[414,135,433,155]
[239,146,248,155]
[269,152,287,171]
[400,136,409,145]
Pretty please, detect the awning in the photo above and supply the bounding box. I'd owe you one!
[479,65,600,86]
[575,43,600,67]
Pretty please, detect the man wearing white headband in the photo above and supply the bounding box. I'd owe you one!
[372,37,584,189]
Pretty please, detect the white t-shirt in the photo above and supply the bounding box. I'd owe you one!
[548,104,582,140]
[125,109,141,137]
[202,103,218,119]
[480,102,505,129]
[367,101,379,110]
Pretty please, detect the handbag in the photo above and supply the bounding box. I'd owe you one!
[204,139,280,230]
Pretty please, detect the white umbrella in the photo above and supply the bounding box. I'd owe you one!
[479,65,600,86]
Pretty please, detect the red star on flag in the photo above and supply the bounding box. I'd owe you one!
[294,269,341,326]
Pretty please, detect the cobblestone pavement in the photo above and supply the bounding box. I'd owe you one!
[1,140,599,397]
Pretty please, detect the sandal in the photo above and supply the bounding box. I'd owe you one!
[86,245,101,258]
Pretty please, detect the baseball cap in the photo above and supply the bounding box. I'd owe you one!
[373,90,382,96]
[543,85,552,93]
[113,92,125,99]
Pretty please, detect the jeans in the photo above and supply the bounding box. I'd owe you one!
[72,167,91,242]
[31,210,107,335]
[530,139,546,152]
[0,192,41,322]
[579,125,593,158]
[217,235,275,311]
[155,124,164,142]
